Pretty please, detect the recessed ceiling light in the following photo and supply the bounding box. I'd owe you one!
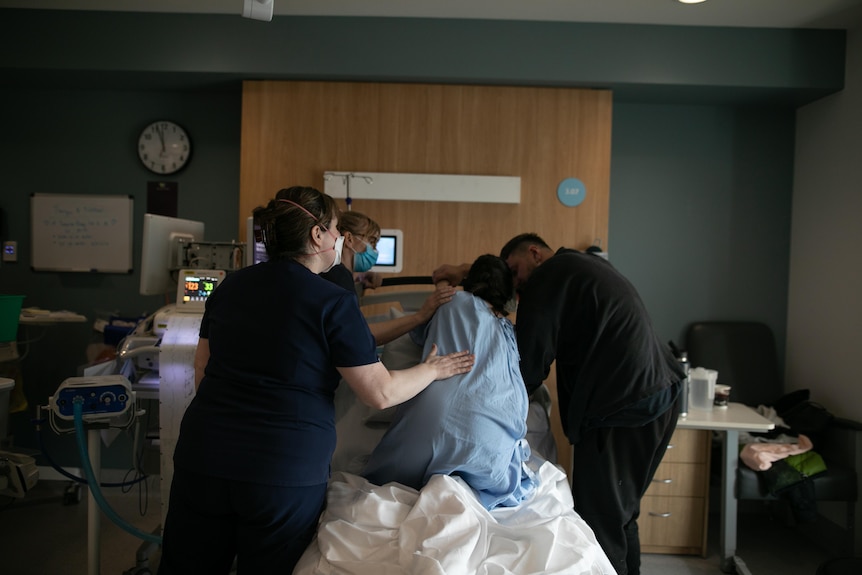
[678,0,707,4]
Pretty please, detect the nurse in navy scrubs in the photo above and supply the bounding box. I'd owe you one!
[158,186,474,575]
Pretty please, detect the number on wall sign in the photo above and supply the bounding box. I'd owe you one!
[557,178,587,207]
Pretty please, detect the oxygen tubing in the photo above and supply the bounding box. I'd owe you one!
[72,399,162,545]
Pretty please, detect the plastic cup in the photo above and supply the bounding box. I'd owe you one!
[689,367,718,411]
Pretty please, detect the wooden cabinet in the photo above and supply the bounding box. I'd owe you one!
[639,428,711,556]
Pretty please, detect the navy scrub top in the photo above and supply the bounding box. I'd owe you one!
[173,258,379,487]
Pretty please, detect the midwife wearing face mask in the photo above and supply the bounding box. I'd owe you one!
[317,209,457,346]
[332,210,384,290]
[158,186,475,575]
[318,210,380,292]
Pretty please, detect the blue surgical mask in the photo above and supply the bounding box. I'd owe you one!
[353,240,379,273]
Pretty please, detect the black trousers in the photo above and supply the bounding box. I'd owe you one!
[158,467,327,575]
[570,403,679,575]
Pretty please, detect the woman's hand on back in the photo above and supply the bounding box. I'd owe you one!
[422,343,474,380]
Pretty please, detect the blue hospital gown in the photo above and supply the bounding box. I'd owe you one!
[362,291,538,509]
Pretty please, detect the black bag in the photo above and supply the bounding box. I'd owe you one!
[782,402,834,447]
[759,452,827,524]
[772,388,810,414]
[761,451,828,494]
[773,389,834,447]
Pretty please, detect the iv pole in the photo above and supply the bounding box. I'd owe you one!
[323,172,374,211]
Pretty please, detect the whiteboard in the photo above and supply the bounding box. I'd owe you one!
[31,193,134,273]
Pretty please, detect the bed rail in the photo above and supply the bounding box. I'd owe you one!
[360,276,436,313]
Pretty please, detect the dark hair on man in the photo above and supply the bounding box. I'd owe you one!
[499,233,551,260]
[253,186,338,260]
[462,254,515,317]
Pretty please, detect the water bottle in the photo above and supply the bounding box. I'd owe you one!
[678,351,690,418]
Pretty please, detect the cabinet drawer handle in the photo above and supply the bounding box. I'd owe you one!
[652,478,673,484]
[648,511,672,518]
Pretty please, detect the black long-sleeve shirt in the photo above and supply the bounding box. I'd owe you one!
[515,248,682,444]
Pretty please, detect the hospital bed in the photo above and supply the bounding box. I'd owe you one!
[294,278,614,575]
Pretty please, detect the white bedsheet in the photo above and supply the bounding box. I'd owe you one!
[293,458,615,575]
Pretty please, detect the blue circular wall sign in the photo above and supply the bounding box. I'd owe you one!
[557,178,586,207]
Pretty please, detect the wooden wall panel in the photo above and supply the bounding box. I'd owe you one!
[240,80,613,481]
[240,81,611,269]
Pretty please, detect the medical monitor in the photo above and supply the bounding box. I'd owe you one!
[175,269,226,313]
[245,215,269,266]
[139,214,205,296]
[370,229,403,274]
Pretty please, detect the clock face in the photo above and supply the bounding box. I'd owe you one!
[137,121,191,175]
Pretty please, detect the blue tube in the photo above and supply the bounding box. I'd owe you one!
[72,399,163,545]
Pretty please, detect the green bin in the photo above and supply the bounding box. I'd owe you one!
[0,295,25,342]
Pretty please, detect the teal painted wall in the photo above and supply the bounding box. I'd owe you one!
[610,104,794,357]
[1,87,242,467]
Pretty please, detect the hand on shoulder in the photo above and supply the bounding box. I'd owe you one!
[431,263,469,286]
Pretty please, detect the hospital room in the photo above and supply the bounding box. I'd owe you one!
[0,1,861,574]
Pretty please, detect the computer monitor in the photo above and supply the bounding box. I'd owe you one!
[139,214,205,296]
[370,229,403,274]
[245,215,269,266]
[243,218,400,273]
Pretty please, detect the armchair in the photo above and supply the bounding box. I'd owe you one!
[685,321,860,554]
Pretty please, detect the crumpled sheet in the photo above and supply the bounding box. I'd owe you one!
[740,433,814,471]
[293,459,615,575]
[738,405,814,471]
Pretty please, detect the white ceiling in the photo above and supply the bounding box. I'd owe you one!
[2,0,862,29]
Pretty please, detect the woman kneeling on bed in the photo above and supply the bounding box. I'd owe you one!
[362,254,538,509]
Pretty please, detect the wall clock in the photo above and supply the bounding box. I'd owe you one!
[137,120,191,175]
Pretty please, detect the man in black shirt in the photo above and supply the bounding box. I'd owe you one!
[433,233,682,575]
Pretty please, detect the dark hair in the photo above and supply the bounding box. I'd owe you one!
[499,233,551,260]
[462,254,515,317]
[253,186,338,260]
